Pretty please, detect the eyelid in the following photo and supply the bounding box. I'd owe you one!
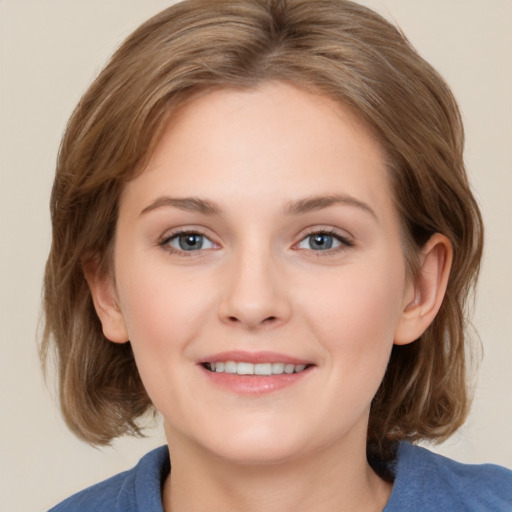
[293,227,355,252]
[156,225,354,256]
[158,227,219,255]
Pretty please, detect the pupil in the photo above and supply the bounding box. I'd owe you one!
[179,234,202,250]
[311,234,332,250]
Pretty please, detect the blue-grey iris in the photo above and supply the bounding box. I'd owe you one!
[179,233,204,251]
[310,234,333,250]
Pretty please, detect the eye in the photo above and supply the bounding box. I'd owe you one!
[161,231,216,252]
[296,231,352,251]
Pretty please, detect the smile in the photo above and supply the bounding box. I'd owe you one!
[204,361,308,375]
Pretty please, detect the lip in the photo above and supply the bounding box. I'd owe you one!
[198,350,314,395]
[199,350,312,365]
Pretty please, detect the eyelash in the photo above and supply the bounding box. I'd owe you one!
[158,229,216,256]
[158,228,354,256]
[295,229,354,255]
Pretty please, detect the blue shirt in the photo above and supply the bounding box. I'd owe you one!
[49,442,512,511]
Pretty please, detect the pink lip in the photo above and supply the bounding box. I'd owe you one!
[199,350,311,365]
[198,350,314,395]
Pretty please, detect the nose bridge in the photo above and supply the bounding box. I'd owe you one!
[218,238,290,329]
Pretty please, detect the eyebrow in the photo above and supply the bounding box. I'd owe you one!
[139,193,377,221]
[284,193,378,221]
[140,196,222,216]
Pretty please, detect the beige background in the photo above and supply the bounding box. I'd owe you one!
[1,1,511,510]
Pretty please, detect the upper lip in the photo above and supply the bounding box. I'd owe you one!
[199,350,313,365]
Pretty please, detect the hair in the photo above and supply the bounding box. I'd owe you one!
[41,0,483,464]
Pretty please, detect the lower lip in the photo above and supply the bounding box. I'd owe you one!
[199,365,313,394]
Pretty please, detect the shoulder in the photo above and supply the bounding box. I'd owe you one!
[385,442,512,512]
[48,446,169,512]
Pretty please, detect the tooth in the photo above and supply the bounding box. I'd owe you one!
[272,363,285,375]
[284,364,295,374]
[224,361,237,374]
[255,363,272,375]
[237,362,254,375]
[207,361,308,375]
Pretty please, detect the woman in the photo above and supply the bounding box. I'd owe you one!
[41,0,512,510]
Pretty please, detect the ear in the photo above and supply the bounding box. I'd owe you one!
[394,233,453,345]
[83,259,129,344]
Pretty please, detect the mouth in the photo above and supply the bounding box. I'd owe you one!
[202,361,311,375]
[198,351,315,394]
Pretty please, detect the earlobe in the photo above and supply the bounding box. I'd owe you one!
[394,233,453,345]
[82,259,129,344]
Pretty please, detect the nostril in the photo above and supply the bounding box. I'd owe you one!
[226,315,277,325]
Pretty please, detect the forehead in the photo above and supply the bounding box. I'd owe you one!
[121,82,394,220]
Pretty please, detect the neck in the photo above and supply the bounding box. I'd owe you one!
[162,431,392,512]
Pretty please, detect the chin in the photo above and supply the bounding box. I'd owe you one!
[212,441,303,466]
[197,420,319,466]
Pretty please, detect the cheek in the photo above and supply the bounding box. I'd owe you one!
[113,259,218,416]
[115,255,214,357]
[304,255,406,374]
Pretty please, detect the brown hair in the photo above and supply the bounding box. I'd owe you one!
[41,0,483,461]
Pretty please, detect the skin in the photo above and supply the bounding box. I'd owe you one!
[87,82,452,512]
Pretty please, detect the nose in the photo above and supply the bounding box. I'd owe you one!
[217,246,292,331]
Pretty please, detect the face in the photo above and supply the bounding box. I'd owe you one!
[105,82,416,465]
